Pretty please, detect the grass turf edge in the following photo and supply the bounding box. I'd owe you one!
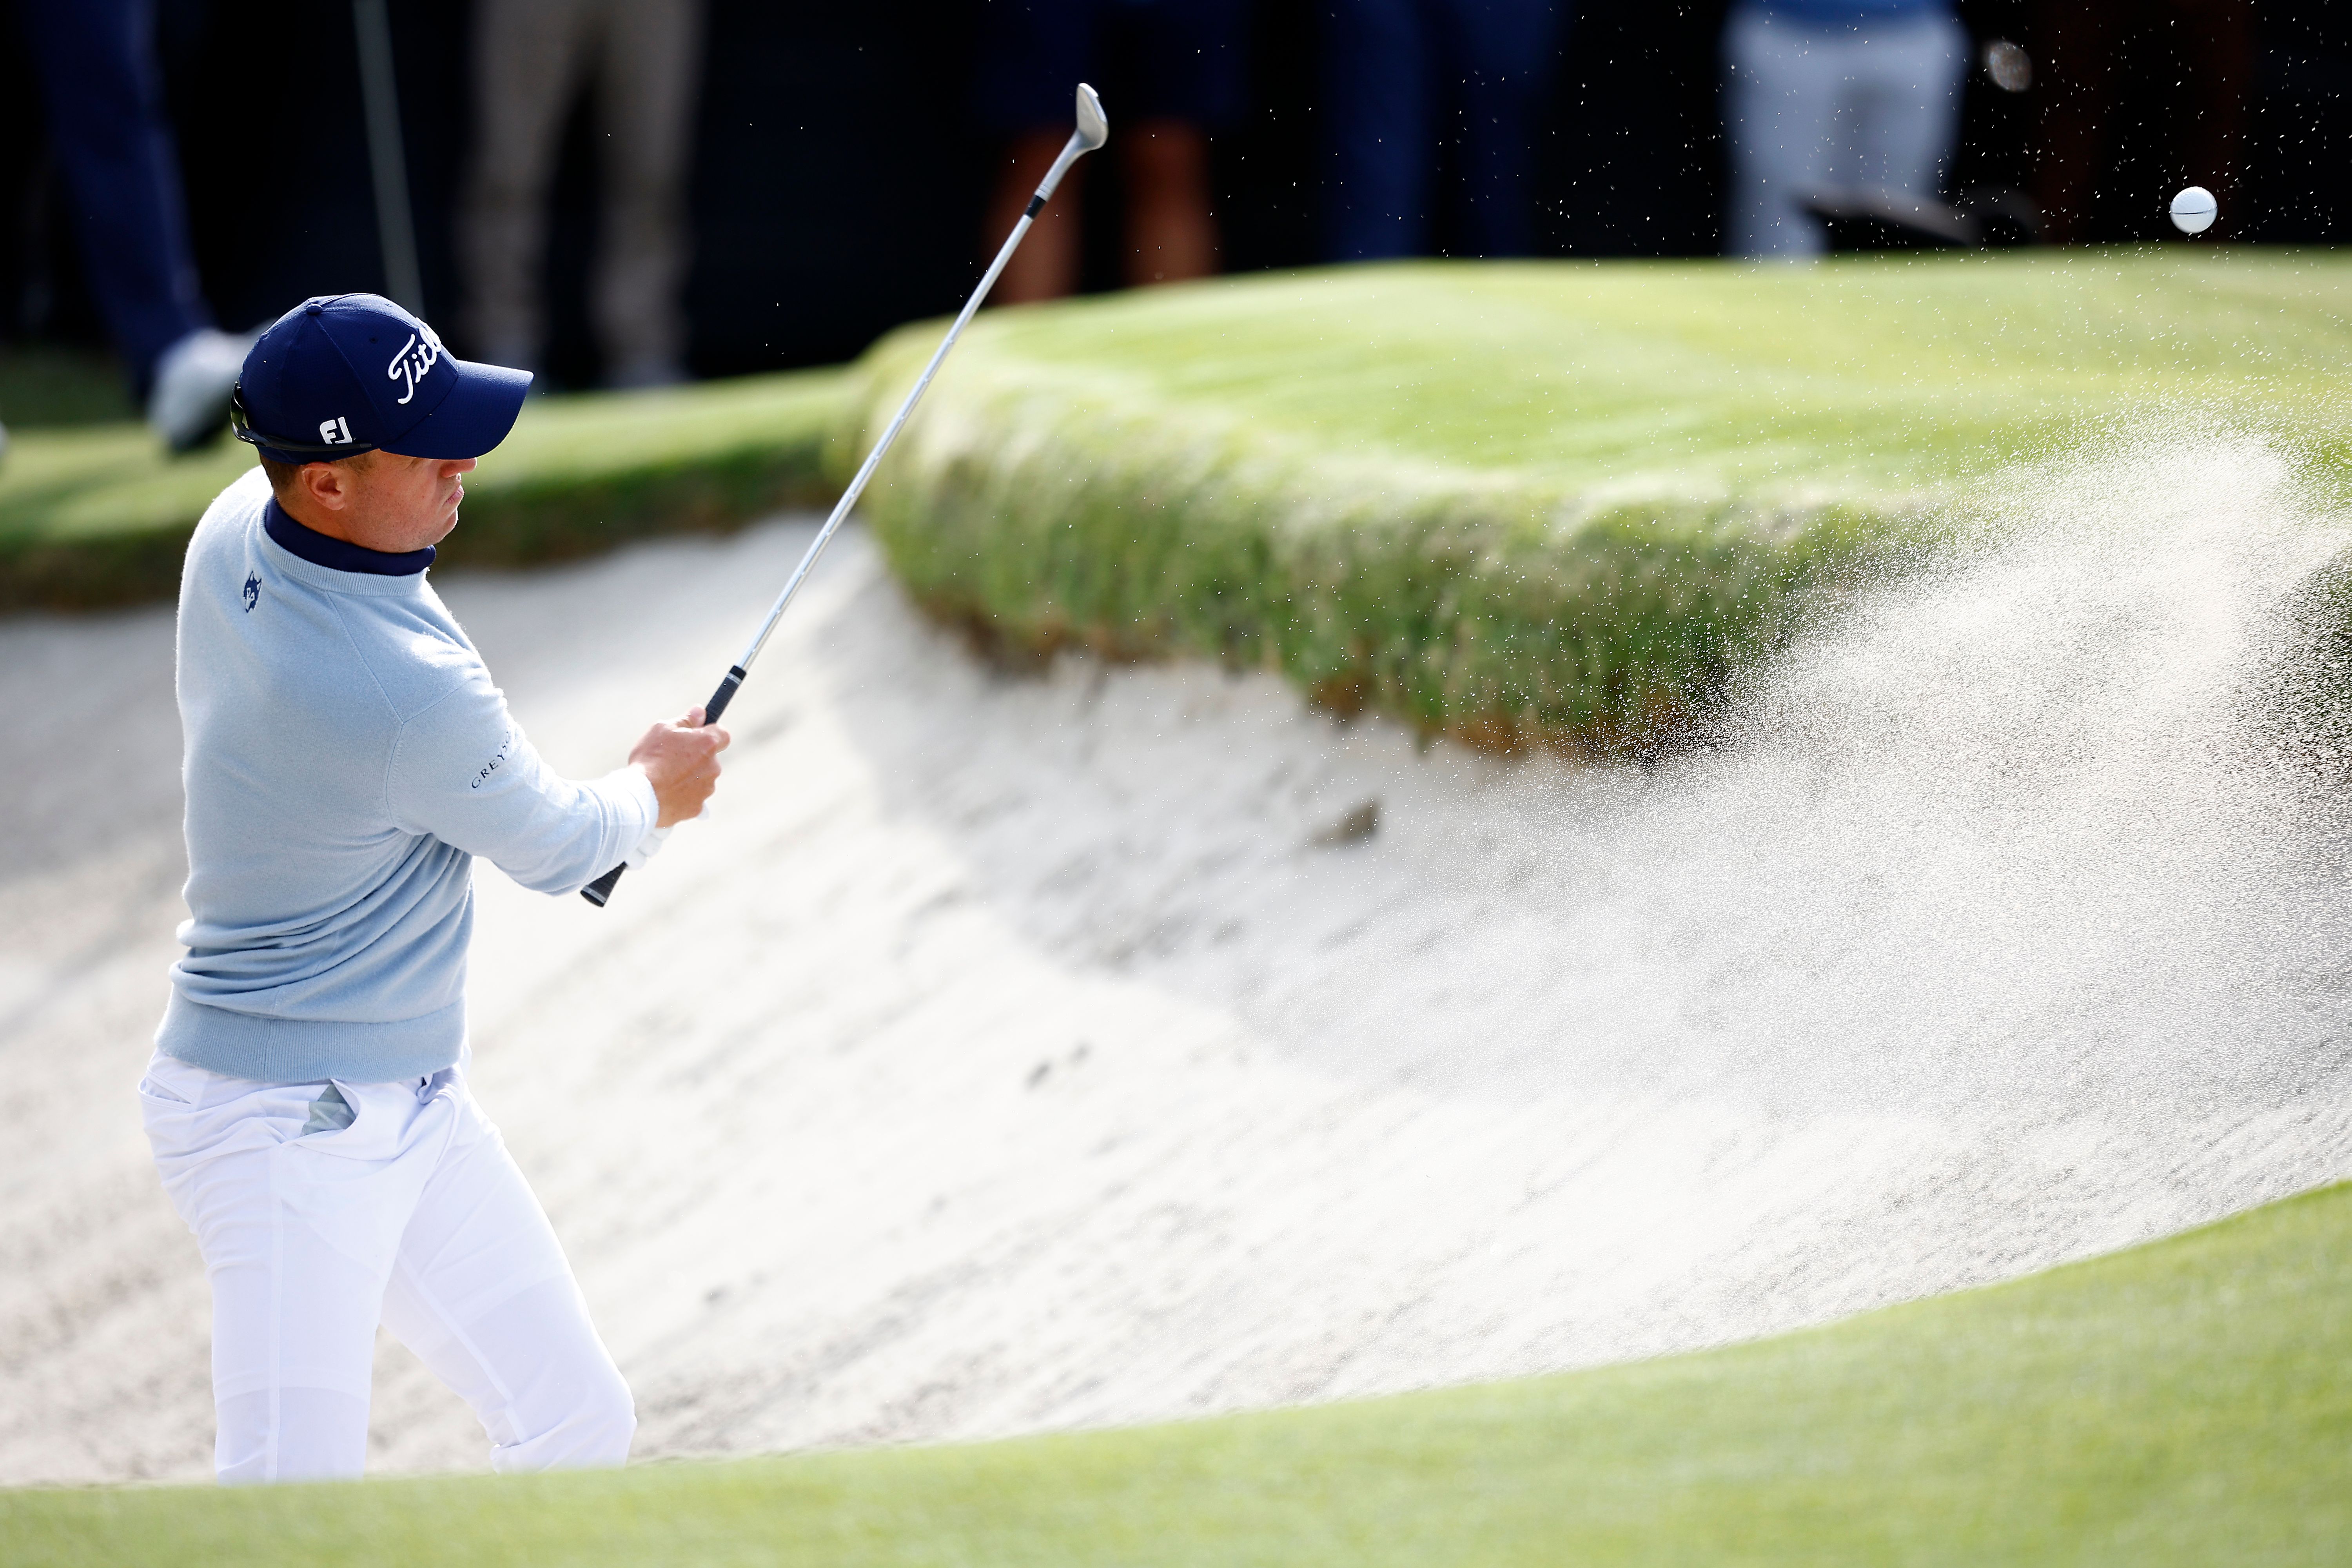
[829,257,2352,755]
[7,1178,2347,1567]
[0,368,851,612]
[833,314,1942,757]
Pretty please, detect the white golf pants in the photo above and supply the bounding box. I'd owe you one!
[138,1050,634,1484]
[1721,2,1970,258]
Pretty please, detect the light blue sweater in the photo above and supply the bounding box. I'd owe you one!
[160,467,657,1083]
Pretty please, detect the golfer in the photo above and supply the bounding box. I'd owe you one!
[137,293,726,1484]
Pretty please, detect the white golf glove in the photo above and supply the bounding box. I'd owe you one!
[622,797,713,869]
[623,826,671,869]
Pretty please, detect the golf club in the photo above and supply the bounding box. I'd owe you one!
[581,82,1110,907]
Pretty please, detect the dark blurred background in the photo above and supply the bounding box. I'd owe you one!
[3,0,2347,393]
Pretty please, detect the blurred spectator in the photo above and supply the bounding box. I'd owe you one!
[1720,0,1969,257]
[1321,0,1566,260]
[17,0,250,450]
[461,0,702,386]
[2033,0,2253,245]
[976,0,1249,303]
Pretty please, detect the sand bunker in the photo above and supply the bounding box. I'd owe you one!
[4,434,2349,1485]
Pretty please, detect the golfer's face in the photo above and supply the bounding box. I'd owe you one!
[364,451,477,549]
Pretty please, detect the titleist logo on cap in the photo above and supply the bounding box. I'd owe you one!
[388,328,445,407]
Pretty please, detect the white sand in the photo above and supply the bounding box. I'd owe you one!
[3,434,2348,1485]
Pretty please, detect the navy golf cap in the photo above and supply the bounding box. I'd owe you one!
[233,293,531,465]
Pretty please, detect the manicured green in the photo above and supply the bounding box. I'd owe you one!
[16,257,2351,744]
[8,1180,2348,1567]
[839,250,2352,748]
[0,368,849,610]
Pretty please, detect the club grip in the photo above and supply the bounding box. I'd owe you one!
[703,666,746,725]
[580,862,625,906]
[580,665,747,907]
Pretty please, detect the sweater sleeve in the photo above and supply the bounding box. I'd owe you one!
[385,666,659,896]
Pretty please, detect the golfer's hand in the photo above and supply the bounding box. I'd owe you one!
[629,707,730,828]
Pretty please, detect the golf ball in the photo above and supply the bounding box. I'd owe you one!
[2170,186,2217,235]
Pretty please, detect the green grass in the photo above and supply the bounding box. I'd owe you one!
[839,250,2352,748]
[0,367,849,610]
[7,1180,2348,1566]
[0,344,137,428]
[16,257,2352,746]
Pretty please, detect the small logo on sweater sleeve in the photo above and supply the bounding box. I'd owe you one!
[470,729,515,789]
[241,572,261,613]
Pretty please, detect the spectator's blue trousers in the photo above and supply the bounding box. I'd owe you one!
[18,0,211,388]
[1321,0,1567,260]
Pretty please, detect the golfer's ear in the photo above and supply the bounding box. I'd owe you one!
[301,461,349,513]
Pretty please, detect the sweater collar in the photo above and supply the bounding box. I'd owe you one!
[262,499,436,577]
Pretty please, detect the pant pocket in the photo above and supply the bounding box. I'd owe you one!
[301,1083,357,1136]
[136,1073,193,1105]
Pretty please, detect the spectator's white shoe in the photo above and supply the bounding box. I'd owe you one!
[147,327,255,453]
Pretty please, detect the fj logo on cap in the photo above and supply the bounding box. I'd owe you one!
[317,416,354,444]
[387,327,445,406]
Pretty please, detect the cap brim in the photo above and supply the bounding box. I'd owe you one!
[379,358,532,460]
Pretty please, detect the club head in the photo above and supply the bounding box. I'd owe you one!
[1074,82,1109,152]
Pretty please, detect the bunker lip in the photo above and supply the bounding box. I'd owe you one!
[832,255,2352,757]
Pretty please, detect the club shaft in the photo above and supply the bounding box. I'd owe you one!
[729,140,1086,681]
[579,130,1092,909]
